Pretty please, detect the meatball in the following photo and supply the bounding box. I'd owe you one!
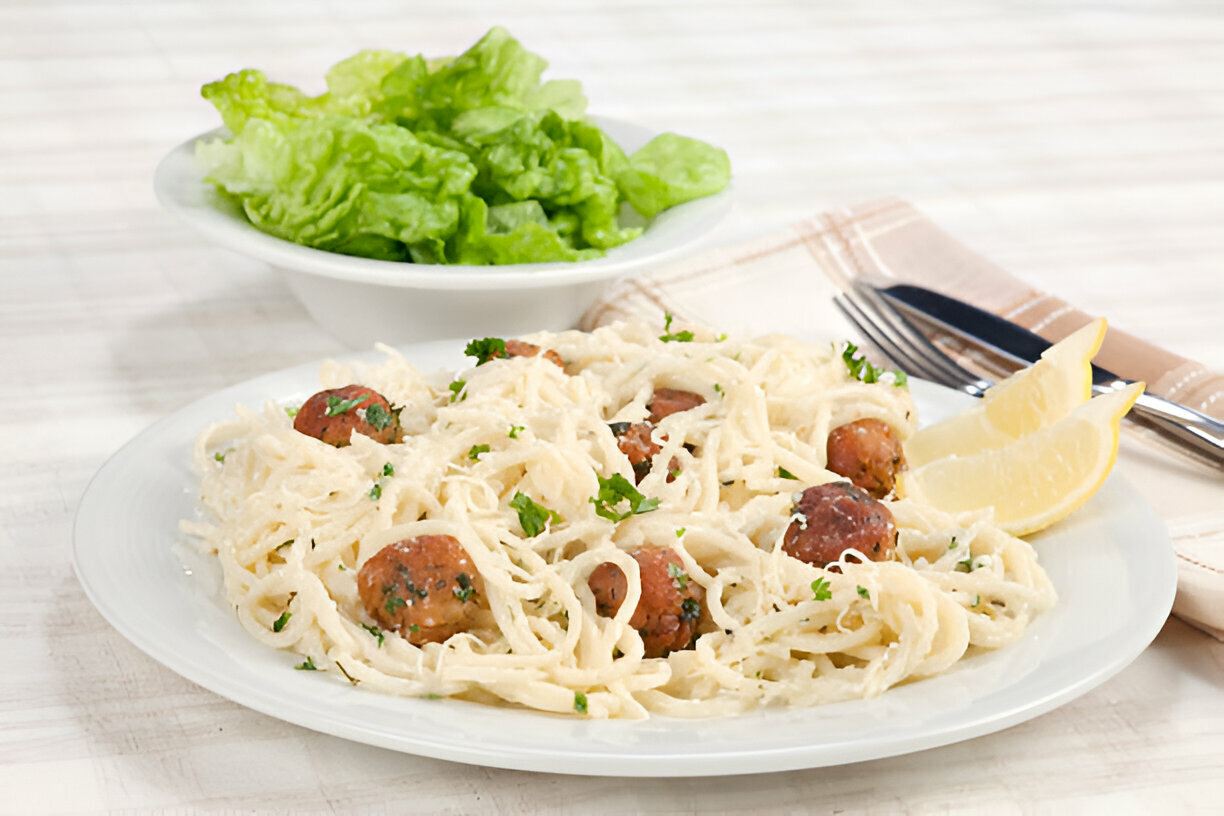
[826,418,906,499]
[609,422,682,484]
[647,388,706,423]
[357,535,484,645]
[782,482,897,568]
[588,548,705,658]
[610,421,663,483]
[499,339,564,368]
[293,385,401,447]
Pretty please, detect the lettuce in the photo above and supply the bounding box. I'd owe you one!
[197,118,474,261]
[196,26,729,265]
[617,133,733,219]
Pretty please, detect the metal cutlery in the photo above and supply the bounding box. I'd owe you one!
[833,282,1224,468]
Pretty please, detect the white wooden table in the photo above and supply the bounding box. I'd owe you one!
[3,1,1222,811]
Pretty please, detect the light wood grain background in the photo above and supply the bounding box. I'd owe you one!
[2,0,1223,812]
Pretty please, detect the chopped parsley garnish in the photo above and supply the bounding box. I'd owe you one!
[510,491,562,537]
[658,312,695,343]
[667,562,689,591]
[276,540,294,551]
[856,585,870,600]
[949,536,959,550]
[368,462,394,500]
[448,379,467,402]
[573,692,588,714]
[423,692,441,699]
[284,405,299,418]
[294,657,317,671]
[508,424,524,439]
[360,622,384,647]
[453,573,475,602]
[777,466,799,480]
[680,597,701,622]
[213,448,233,463]
[972,594,981,608]
[589,473,660,522]
[409,624,420,633]
[465,337,507,365]
[325,393,372,416]
[955,555,976,573]
[811,577,833,601]
[840,342,907,387]
[468,443,491,460]
[713,383,724,395]
[365,402,395,431]
[715,333,728,342]
[273,611,291,632]
[676,527,686,538]
[383,593,406,615]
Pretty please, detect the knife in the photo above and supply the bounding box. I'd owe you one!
[876,283,1224,464]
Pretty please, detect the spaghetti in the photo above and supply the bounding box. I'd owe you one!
[183,322,1056,719]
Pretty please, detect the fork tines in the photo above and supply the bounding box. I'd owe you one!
[833,282,992,397]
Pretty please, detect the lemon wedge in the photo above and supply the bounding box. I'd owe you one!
[897,382,1142,536]
[904,319,1106,468]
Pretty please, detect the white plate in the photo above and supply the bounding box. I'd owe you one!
[73,340,1177,777]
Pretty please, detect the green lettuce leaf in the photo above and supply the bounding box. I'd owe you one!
[198,117,476,260]
[617,133,732,218]
[412,27,569,130]
[196,27,728,265]
[202,50,410,134]
[201,69,322,134]
[446,196,599,265]
[320,49,411,117]
[373,55,431,126]
[453,110,639,249]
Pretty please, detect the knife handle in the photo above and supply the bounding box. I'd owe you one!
[1091,383,1224,465]
[1092,383,1224,440]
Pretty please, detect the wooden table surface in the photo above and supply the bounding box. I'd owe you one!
[3,1,1222,812]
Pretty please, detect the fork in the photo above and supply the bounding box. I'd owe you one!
[833,283,1224,468]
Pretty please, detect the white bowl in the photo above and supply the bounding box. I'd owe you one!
[153,117,733,347]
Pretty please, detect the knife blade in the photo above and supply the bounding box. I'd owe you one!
[875,282,1224,464]
[878,283,1120,384]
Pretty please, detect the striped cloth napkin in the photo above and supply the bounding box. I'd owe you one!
[580,198,1224,640]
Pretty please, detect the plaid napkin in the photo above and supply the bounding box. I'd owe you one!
[580,198,1224,640]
